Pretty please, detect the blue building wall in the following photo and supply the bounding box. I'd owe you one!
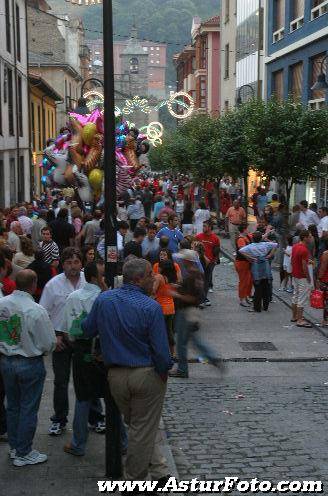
[266,0,328,104]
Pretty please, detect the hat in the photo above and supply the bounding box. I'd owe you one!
[175,249,199,262]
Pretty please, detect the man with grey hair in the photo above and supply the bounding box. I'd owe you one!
[17,207,33,236]
[82,258,172,484]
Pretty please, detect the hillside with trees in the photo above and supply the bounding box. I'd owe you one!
[48,0,220,83]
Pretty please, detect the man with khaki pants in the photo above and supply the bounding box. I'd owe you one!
[82,258,173,483]
[226,200,246,251]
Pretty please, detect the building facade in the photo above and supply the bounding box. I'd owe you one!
[265,0,328,204]
[29,74,61,195]
[27,0,86,130]
[175,16,220,116]
[0,0,30,207]
[87,33,167,100]
[220,0,237,111]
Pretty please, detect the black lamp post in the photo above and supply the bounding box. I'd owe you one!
[311,55,328,92]
[236,84,256,106]
[67,0,121,479]
[81,77,104,97]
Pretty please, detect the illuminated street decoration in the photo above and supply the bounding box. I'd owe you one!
[69,0,102,4]
[83,90,104,111]
[140,122,164,147]
[167,91,195,119]
[123,96,151,115]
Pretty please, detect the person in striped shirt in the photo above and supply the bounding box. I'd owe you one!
[39,227,60,265]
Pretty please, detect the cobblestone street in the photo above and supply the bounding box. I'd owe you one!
[163,257,328,493]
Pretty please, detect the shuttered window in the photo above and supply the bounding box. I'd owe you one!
[293,0,304,19]
[311,52,326,100]
[275,0,285,30]
[273,70,284,101]
[291,62,303,101]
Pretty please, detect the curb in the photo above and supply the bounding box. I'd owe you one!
[159,418,179,480]
[220,247,328,340]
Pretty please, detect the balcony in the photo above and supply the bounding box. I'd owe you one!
[308,98,326,110]
[311,0,328,20]
[273,27,284,43]
[290,15,304,32]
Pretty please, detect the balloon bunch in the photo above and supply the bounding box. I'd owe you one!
[41,107,150,204]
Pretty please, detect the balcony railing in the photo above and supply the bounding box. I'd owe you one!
[311,0,328,20]
[308,98,326,110]
[273,27,284,43]
[290,15,304,32]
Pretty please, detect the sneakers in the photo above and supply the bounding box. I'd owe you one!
[9,448,16,459]
[208,288,214,294]
[89,420,106,434]
[48,422,65,436]
[63,443,85,457]
[205,299,211,307]
[13,450,47,467]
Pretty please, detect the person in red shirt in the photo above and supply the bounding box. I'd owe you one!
[291,229,313,327]
[196,221,220,297]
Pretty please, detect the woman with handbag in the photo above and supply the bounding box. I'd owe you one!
[318,239,328,326]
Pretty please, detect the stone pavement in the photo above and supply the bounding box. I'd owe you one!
[163,243,328,494]
[0,356,178,496]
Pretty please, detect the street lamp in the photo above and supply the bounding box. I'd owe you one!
[236,84,256,106]
[81,77,104,97]
[311,54,328,92]
[67,0,121,479]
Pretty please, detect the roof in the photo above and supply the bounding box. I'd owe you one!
[202,15,220,26]
[29,73,63,101]
[28,51,82,81]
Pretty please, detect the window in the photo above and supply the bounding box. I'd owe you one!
[42,106,45,147]
[16,4,21,62]
[290,62,303,101]
[69,82,72,98]
[0,159,4,208]
[143,47,148,51]
[130,57,139,74]
[311,52,326,100]
[9,158,16,205]
[51,112,54,137]
[273,69,284,101]
[200,76,207,108]
[292,0,304,19]
[64,79,67,100]
[224,44,230,79]
[31,102,35,150]
[200,37,207,70]
[150,47,154,51]
[224,100,229,112]
[7,68,14,136]
[156,47,160,51]
[5,0,11,53]
[274,0,285,30]
[37,105,41,151]
[225,0,230,22]
[17,75,23,137]
[48,110,50,138]
[18,156,24,202]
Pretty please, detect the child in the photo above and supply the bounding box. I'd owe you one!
[280,235,293,292]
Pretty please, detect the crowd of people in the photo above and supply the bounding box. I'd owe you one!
[0,174,226,481]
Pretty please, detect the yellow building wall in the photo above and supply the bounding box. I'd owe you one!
[30,87,57,195]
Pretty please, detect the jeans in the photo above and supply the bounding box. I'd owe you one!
[0,370,6,435]
[253,279,270,312]
[176,309,218,375]
[71,399,128,455]
[52,348,104,426]
[204,262,215,298]
[0,355,46,457]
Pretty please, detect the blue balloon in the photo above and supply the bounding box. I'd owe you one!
[42,158,48,167]
[41,175,47,184]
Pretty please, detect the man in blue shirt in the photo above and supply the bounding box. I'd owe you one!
[82,258,172,483]
[156,214,184,254]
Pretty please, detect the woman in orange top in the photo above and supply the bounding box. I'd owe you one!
[153,248,182,283]
[153,260,178,354]
[235,224,253,307]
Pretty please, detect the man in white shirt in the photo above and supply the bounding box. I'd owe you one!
[40,247,85,436]
[299,200,319,229]
[317,207,328,239]
[8,221,22,253]
[0,269,56,466]
[17,206,33,236]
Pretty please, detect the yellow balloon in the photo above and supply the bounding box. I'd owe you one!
[82,123,97,146]
[88,168,103,191]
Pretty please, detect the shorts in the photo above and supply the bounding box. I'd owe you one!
[292,278,311,308]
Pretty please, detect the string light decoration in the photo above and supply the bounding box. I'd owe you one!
[140,122,164,148]
[123,96,151,115]
[167,91,195,119]
[68,0,102,5]
[83,90,104,111]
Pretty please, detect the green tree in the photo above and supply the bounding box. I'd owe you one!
[243,98,328,206]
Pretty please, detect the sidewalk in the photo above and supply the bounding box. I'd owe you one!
[219,235,325,335]
[0,356,178,496]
